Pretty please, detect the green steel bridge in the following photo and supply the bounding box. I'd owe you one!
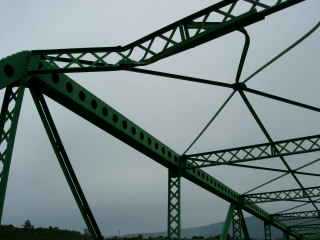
[0,0,319,239]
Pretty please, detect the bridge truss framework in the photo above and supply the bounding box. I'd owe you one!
[0,0,319,239]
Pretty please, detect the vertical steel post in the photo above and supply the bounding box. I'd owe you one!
[231,206,250,240]
[168,168,181,240]
[30,87,103,240]
[264,222,272,240]
[0,86,25,223]
[220,204,234,240]
[283,232,289,240]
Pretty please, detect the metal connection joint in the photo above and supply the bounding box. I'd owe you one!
[0,51,41,89]
[0,52,30,89]
[233,82,247,91]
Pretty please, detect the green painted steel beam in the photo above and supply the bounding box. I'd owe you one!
[30,89,103,239]
[0,1,312,239]
[244,186,320,203]
[0,86,25,223]
[220,204,234,240]
[264,222,272,240]
[168,169,181,240]
[27,62,301,239]
[184,134,320,167]
[231,205,250,240]
[299,231,320,235]
[29,0,305,74]
[0,51,31,89]
[290,224,320,229]
[301,232,320,237]
[273,210,320,221]
[305,234,320,239]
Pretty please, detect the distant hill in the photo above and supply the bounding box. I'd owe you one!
[127,217,284,240]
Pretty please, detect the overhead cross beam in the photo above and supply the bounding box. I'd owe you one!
[244,186,320,203]
[272,210,320,221]
[29,0,304,74]
[289,223,320,233]
[184,134,320,167]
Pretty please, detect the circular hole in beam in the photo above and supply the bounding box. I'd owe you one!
[4,64,14,78]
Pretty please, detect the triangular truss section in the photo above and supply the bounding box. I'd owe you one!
[0,1,318,240]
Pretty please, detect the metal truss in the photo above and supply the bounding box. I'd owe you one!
[231,206,250,240]
[185,134,320,167]
[30,86,103,240]
[273,210,320,221]
[264,222,272,240]
[274,211,320,238]
[220,205,233,240]
[244,186,320,203]
[0,0,318,239]
[168,168,181,240]
[29,0,303,74]
[289,224,320,238]
[0,86,25,222]
[290,223,320,230]
[28,63,302,237]
[220,204,250,240]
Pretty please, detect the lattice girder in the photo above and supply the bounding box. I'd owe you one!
[244,186,320,203]
[231,206,249,240]
[264,223,272,240]
[29,0,304,73]
[0,86,25,222]
[273,210,320,221]
[185,134,320,167]
[168,168,181,240]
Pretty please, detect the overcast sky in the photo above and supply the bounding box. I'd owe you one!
[0,0,320,236]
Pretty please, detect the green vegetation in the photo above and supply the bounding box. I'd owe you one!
[0,220,226,240]
[106,236,222,240]
[0,220,87,240]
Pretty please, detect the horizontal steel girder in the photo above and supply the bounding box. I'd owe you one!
[244,186,320,203]
[27,62,301,239]
[29,0,304,73]
[290,224,320,229]
[273,210,320,221]
[184,134,320,167]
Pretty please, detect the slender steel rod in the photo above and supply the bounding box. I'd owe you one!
[244,87,320,113]
[183,90,236,154]
[127,68,234,88]
[244,157,320,194]
[243,20,320,84]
